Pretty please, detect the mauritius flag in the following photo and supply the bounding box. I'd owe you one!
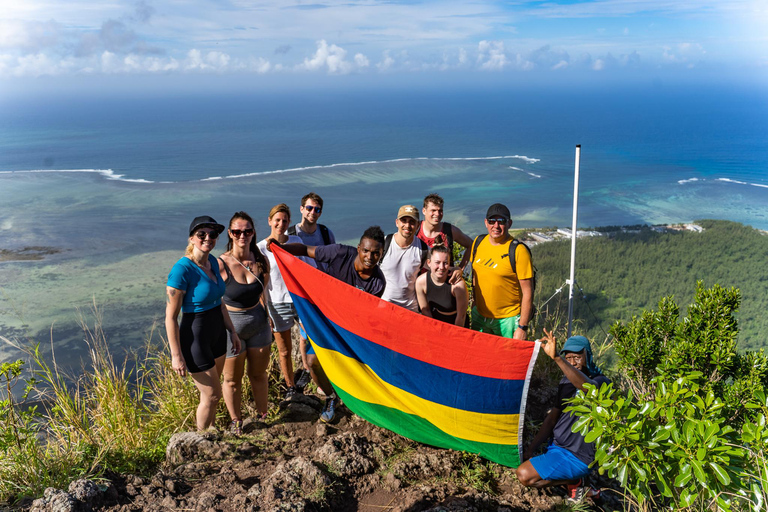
[273,245,540,467]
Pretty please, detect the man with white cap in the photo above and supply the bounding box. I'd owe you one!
[379,204,429,312]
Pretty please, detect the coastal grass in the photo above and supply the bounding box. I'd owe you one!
[0,302,288,504]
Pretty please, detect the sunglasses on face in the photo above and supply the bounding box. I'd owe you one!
[230,228,254,238]
[304,205,322,213]
[487,217,508,225]
[195,230,219,240]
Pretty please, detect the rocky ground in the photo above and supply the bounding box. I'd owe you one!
[19,390,623,512]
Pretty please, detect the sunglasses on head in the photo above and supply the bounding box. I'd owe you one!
[487,217,507,225]
[194,230,219,240]
[230,228,254,238]
[304,205,322,213]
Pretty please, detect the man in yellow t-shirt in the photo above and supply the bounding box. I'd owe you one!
[471,203,534,340]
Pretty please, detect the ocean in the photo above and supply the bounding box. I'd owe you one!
[1,83,767,369]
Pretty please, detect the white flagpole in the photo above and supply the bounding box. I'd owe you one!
[567,145,581,337]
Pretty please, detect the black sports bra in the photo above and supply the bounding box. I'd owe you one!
[221,259,264,309]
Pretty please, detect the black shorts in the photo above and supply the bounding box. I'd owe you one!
[179,306,227,373]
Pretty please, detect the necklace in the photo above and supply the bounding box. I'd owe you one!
[228,253,258,278]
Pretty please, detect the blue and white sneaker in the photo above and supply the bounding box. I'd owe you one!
[320,395,337,423]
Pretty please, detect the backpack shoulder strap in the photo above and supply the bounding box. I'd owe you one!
[470,234,487,266]
[382,234,394,261]
[441,222,453,247]
[319,224,331,245]
[417,238,429,268]
[286,225,297,236]
[509,239,534,278]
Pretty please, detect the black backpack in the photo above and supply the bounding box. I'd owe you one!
[287,223,331,245]
[470,235,536,292]
[382,234,429,268]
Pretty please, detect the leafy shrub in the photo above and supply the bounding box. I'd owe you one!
[567,283,768,510]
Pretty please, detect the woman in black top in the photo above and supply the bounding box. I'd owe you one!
[218,211,271,433]
[415,244,468,326]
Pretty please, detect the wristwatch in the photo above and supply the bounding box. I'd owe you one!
[518,324,528,332]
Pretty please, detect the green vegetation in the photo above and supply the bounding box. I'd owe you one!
[568,283,768,511]
[532,220,768,350]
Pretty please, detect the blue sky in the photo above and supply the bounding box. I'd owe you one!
[0,0,766,88]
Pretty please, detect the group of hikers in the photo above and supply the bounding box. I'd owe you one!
[164,192,609,501]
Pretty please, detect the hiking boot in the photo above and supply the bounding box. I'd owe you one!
[295,369,311,393]
[320,395,337,423]
[285,386,298,399]
[230,419,243,436]
[566,479,600,503]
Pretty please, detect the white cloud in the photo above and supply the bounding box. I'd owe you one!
[354,53,369,68]
[377,50,395,72]
[477,40,508,71]
[0,19,62,51]
[662,42,706,65]
[298,39,354,74]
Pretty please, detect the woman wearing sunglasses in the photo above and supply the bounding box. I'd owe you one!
[165,215,241,431]
[217,211,272,434]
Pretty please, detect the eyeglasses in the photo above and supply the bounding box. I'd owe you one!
[564,354,584,363]
[194,230,219,240]
[487,217,507,225]
[230,228,254,238]
[304,205,322,213]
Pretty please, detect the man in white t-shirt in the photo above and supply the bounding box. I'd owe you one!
[379,204,428,312]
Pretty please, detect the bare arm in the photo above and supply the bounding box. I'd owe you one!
[267,238,315,258]
[452,279,468,327]
[451,225,474,249]
[221,304,241,355]
[513,278,533,340]
[165,286,187,377]
[524,407,561,461]
[540,328,596,392]
[448,228,473,284]
[415,273,432,318]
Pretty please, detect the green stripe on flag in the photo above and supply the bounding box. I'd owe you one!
[335,386,521,467]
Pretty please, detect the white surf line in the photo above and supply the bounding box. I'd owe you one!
[2,154,542,184]
[509,166,542,178]
[716,178,768,189]
[0,169,156,184]
[208,155,543,181]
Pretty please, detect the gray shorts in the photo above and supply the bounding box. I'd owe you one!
[268,301,299,333]
[226,305,273,358]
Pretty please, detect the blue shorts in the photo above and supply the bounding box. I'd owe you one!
[529,444,590,481]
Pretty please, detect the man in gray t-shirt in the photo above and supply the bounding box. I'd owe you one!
[288,192,336,272]
[285,192,336,400]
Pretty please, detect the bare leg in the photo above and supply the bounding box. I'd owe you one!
[222,352,246,421]
[307,353,335,397]
[190,355,226,430]
[274,329,295,387]
[245,345,272,415]
[515,460,579,488]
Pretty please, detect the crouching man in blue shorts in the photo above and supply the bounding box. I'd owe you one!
[516,330,610,502]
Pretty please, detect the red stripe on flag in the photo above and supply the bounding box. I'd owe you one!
[272,245,535,380]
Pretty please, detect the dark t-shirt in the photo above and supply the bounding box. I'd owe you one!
[314,244,386,298]
[552,374,611,465]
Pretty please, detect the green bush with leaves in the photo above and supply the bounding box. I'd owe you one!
[566,282,768,511]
